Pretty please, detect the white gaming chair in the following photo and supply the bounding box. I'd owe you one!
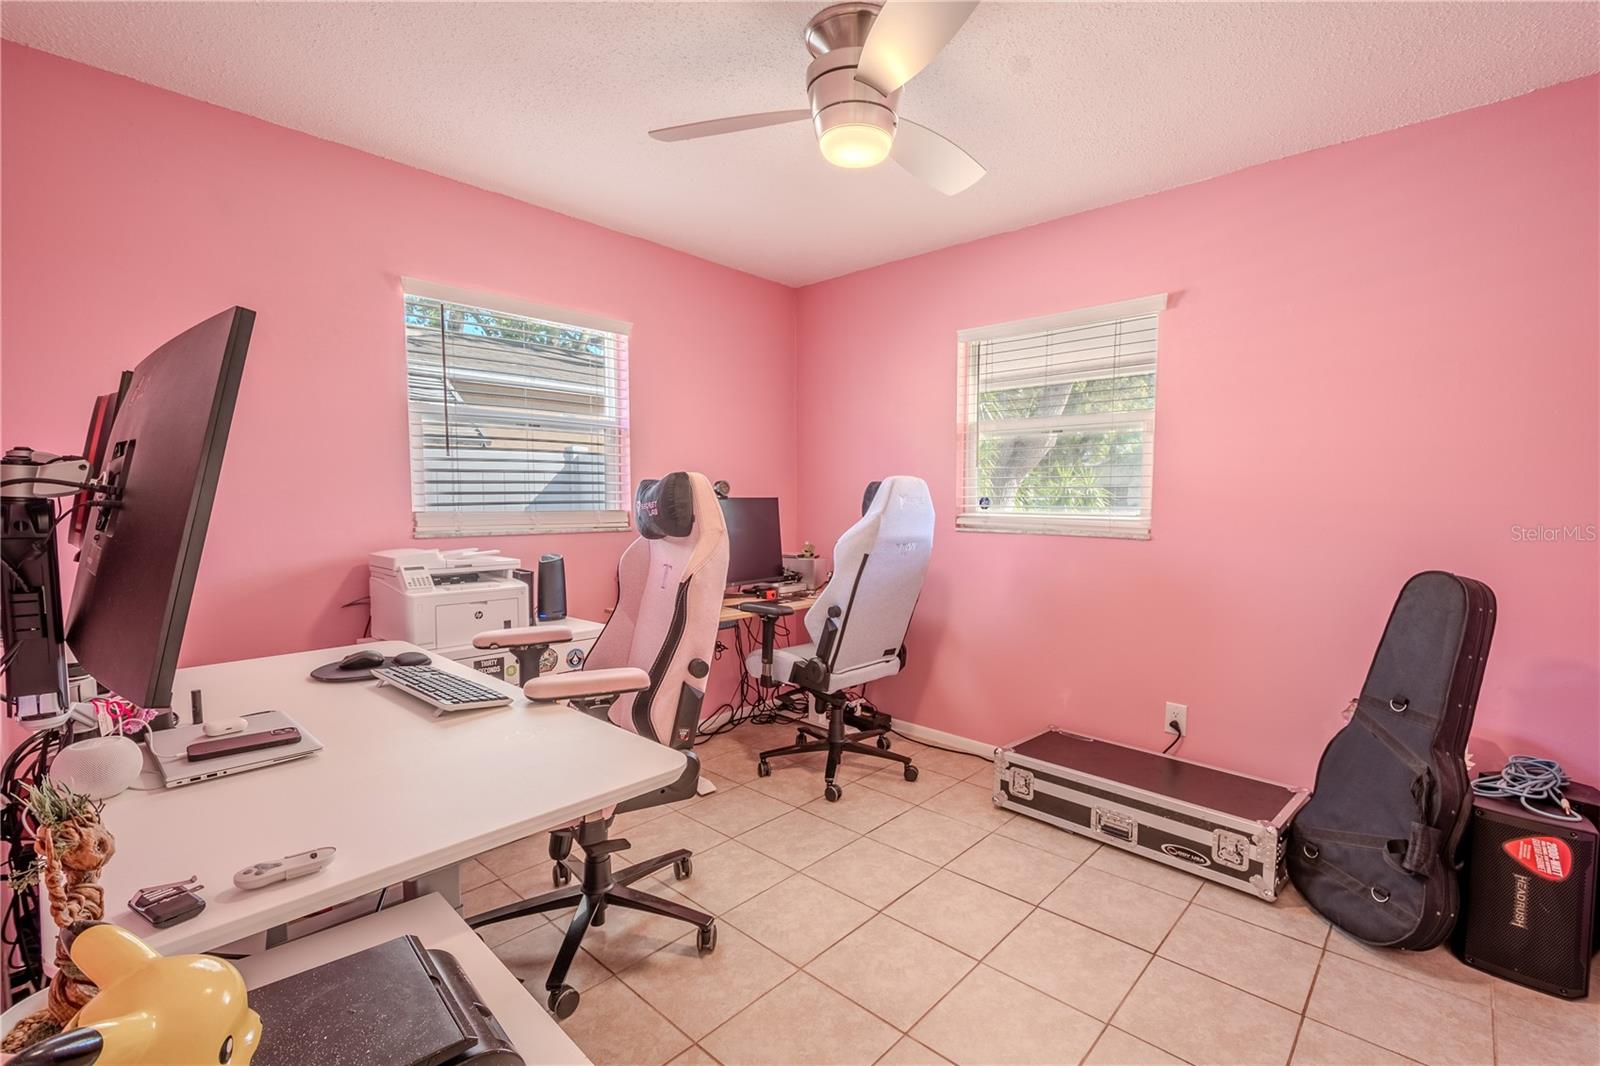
[741,475,935,801]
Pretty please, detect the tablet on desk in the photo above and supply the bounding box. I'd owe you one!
[147,709,323,788]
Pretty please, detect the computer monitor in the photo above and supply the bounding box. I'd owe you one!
[65,307,255,710]
[719,497,784,587]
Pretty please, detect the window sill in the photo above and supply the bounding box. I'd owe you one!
[413,510,632,538]
[955,513,1150,540]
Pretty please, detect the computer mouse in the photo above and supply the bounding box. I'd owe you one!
[392,651,431,666]
[339,649,386,671]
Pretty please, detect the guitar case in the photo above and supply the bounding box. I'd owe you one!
[1289,571,1496,949]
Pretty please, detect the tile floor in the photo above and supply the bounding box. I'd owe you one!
[459,722,1599,1066]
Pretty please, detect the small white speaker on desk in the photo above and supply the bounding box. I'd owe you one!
[49,735,143,799]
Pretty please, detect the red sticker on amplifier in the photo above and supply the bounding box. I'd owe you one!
[1503,836,1573,882]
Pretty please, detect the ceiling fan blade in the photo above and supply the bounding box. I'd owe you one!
[855,0,978,96]
[892,118,985,195]
[648,109,811,142]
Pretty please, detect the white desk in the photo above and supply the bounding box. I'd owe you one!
[235,894,587,1065]
[91,641,687,956]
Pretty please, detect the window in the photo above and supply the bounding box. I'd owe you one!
[957,294,1166,538]
[402,279,630,537]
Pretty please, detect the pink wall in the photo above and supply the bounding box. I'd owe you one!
[0,44,798,707]
[794,77,1600,786]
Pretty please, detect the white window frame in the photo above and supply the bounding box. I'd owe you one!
[402,278,632,538]
[956,293,1167,539]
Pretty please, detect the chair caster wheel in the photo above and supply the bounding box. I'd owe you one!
[674,856,693,880]
[824,783,842,803]
[552,862,572,888]
[877,734,891,750]
[697,922,718,954]
[548,985,580,1019]
[904,765,919,782]
[797,730,809,746]
[757,760,772,777]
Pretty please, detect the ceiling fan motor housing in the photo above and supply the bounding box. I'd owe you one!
[804,2,900,148]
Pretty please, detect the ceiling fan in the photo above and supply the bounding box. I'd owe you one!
[648,1,985,195]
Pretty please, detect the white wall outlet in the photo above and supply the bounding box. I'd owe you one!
[1164,702,1188,737]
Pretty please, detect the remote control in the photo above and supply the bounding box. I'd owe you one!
[233,847,336,890]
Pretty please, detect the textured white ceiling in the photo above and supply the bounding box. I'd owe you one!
[4,2,1596,285]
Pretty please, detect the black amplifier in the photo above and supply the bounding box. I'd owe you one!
[1454,792,1598,998]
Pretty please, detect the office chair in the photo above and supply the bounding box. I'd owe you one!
[466,471,729,1019]
[741,475,935,802]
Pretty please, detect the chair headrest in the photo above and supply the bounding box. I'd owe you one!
[635,473,696,539]
[862,480,883,516]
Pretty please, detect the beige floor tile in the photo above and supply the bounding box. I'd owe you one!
[618,923,795,1040]
[737,809,858,868]
[967,761,998,783]
[1290,1020,1414,1065]
[1158,906,1322,1011]
[995,813,1103,863]
[702,971,900,1066]
[1084,1028,1187,1065]
[895,742,992,781]
[807,913,976,1030]
[885,869,1033,958]
[778,747,887,783]
[459,856,497,891]
[477,833,550,879]
[1113,957,1299,1066]
[1191,882,1329,947]
[622,811,731,864]
[461,879,520,917]
[664,840,793,915]
[1305,953,1493,1065]
[877,1036,953,1065]
[491,920,611,992]
[987,909,1150,1021]
[869,807,988,865]
[1086,846,1203,900]
[724,873,874,964]
[1040,866,1188,951]
[803,785,913,833]
[1324,932,1492,1005]
[476,907,553,949]
[946,832,1080,904]
[857,763,962,804]
[559,976,692,1066]
[919,781,1015,831]
[681,786,794,836]
[613,804,674,834]
[504,862,570,899]
[699,749,763,784]
[551,884,706,973]
[1493,961,1599,1065]
[668,1045,721,1065]
[747,763,842,806]
[806,836,939,909]
[911,964,1104,1066]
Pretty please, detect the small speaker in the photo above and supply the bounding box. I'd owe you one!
[537,554,567,622]
[1454,793,1598,998]
[50,735,143,799]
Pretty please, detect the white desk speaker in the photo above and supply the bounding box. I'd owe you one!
[49,735,143,799]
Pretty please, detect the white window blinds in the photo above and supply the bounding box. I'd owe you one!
[402,281,631,537]
[957,294,1166,538]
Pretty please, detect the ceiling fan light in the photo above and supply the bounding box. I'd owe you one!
[819,122,894,168]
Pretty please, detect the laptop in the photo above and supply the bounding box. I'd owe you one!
[147,709,323,788]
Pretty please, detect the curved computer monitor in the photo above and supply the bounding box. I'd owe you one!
[719,496,783,587]
[66,307,254,710]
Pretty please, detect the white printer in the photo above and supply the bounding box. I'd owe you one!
[368,548,601,684]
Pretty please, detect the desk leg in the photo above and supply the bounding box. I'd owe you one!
[403,864,462,909]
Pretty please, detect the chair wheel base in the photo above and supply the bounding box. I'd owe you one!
[824,783,842,803]
[552,862,572,888]
[697,922,718,954]
[757,760,772,777]
[548,985,580,1019]
[877,734,891,750]
[796,730,809,745]
[904,765,919,782]
[674,856,693,880]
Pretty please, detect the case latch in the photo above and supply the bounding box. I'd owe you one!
[1007,767,1034,800]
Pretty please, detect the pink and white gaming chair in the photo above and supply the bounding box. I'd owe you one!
[467,471,729,1019]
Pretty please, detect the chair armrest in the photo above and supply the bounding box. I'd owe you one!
[736,602,794,619]
[524,667,650,703]
[473,624,575,650]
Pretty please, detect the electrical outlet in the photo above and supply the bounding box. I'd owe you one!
[1164,702,1187,737]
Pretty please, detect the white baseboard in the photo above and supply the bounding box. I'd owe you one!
[889,719,996,760]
